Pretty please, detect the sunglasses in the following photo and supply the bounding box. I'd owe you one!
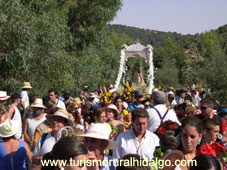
[145,105,150,107]
[200,106,208,110]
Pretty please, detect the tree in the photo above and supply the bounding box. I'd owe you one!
[154,58,181,88]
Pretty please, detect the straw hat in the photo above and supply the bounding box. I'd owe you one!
[72,97,82,105]
[107,104,119,115]
[0,91,10,101]
[76,123,117,149]
[22,82,32,89]
[30,98,46,109]
[46,108,74,126]
[0,119,21,138]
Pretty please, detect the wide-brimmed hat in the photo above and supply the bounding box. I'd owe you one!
[76,123,117,149]
[0,91,10,101]
[46,108,74,126]
[22,82,32,89]
[0,119,21,138]
[106,104,119,115]
[30,98,46,109]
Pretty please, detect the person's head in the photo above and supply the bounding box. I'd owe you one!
[22,82,32,91]
[51,136,88,170]
[216,151,224,170]
[180,116,203,154]
[160,130,180,152]
[191,89,197,97]
[30,98,46,117]
[46,108,73,132]
[203,119,220,144]
[190,154,221,170]
[152,90,167,105]
[142,100,151,109]
[200,99,215,118]
[11,93,21,104]
[80,123,116,159]
[93,108,106,123]
[174,103,187,121]
[68,101,80,114]
[179,89,186,99]
[0,91,10,104]
[116,154,150,170]
[87,93,95,103]
[0,119,21,141]
[48,88,58,103]
[111,91,120,101]
[106,104,119,120]
[134,90,143,104]
[131,108,148,136]
[168,93,175,104]
[114,96,124,109]
[160,150,185,170]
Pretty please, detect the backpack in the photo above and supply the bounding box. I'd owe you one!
[153,107,169,124]
[40,133,48,148]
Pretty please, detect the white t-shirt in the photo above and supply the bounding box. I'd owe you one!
[20,90,29,109]
[147,104,181,132]
[33,132,56,156]
[27,114,46,141]
[12,106,22,139]
[56,99,66,109]
[113,128,159,160]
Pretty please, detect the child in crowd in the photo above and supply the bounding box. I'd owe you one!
[202,118,220,144]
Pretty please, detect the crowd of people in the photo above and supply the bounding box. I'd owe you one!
[0,81,227,170]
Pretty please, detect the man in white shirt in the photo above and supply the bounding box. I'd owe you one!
[48,88,66,109]
[147,90,180,133]
[20,82,32,119]
[113,108,159,160]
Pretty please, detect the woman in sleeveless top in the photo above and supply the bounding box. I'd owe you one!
[0,119,32,170]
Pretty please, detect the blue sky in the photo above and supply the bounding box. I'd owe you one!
[111,0,227,35]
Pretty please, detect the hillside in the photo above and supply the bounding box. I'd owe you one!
[108,24,192,48]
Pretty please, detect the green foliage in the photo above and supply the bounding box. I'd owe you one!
[109,24,188,48]
[67,0,122,50]
[0,0,124,97]
[154,58,181,88]
[72,29,133,94]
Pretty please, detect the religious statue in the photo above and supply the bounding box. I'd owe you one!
[132,63,146,86]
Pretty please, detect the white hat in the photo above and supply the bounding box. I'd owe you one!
[30,98,46,109]
[107,104,119,115]
[22,82,32,89]
[77,123,116,149]
[0,119,21,138]
[46,108,74,126]
[0,91,10,101]
[88,93,96,98]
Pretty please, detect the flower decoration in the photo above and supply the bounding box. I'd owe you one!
[196,144,216,157]
[100,86,112,104]
[155,120,180,137]
[157,127,166,136]
[168,125,177,130]
[121,81,134,102]
[211,142,226,152]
